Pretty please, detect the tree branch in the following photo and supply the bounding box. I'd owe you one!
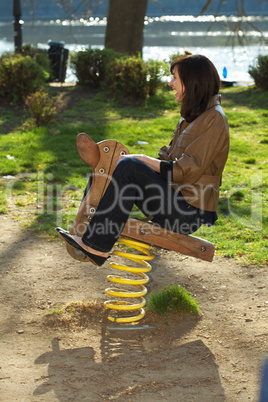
[199,0,214,15]
[200,0,268,46]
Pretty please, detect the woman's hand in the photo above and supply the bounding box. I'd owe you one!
[117,154,161,173]
[158,145,170,160]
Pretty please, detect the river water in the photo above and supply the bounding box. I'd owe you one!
[1,15,267,83]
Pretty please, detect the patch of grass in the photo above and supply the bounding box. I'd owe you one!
[244,158,256,165]
[44,306,64,315]
[0,183,8,213]
[43,300,107,329]
[146,284,200,315]
[221,85,268,110]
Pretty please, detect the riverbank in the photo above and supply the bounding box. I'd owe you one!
[1,13,268,82]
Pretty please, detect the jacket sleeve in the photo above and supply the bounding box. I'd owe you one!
[172,110,229,184]
[158,118,182,160]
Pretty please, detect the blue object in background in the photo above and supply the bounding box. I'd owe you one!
[260,357,268,402]
[223,67,227,79]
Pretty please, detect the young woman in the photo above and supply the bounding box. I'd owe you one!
[57,54,229,266]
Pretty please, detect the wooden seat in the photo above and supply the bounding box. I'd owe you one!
[68,133,215,263]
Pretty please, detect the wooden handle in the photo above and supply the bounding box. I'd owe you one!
[76,133,100,168]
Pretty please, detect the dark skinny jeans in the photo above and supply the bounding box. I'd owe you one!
[82,158,202,252]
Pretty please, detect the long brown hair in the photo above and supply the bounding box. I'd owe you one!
[170,55,220,122]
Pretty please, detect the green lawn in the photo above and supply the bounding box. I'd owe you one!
[0,84,267,266]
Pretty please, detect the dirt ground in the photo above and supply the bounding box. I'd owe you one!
[0,214,267,402]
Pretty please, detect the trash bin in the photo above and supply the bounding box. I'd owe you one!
[48,40,69,83]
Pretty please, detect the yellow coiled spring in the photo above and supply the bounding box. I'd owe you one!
[104,237,155,324]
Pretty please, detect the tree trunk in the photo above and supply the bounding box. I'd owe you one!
[105,0,148,56]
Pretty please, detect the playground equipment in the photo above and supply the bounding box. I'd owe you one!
[64,133,215,326]
[105,237,154,324]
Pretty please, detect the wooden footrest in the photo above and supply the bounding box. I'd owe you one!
[122,218,215,262]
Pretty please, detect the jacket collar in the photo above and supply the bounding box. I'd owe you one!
[206,94,221,110]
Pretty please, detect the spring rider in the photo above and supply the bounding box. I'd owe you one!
[60,133,215,327]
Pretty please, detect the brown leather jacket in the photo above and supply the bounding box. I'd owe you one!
[158,95,229,212]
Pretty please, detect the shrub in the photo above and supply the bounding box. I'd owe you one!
[70,47,121,88]
[248,55,268,91]
[168,51,184,65]
[106,56,148,101]
[146,59,168,96]
[20,43,51,77]
[0,54,48,103]
[106,56,167,101]
[71,47,166,101]
[25,90,56,126]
